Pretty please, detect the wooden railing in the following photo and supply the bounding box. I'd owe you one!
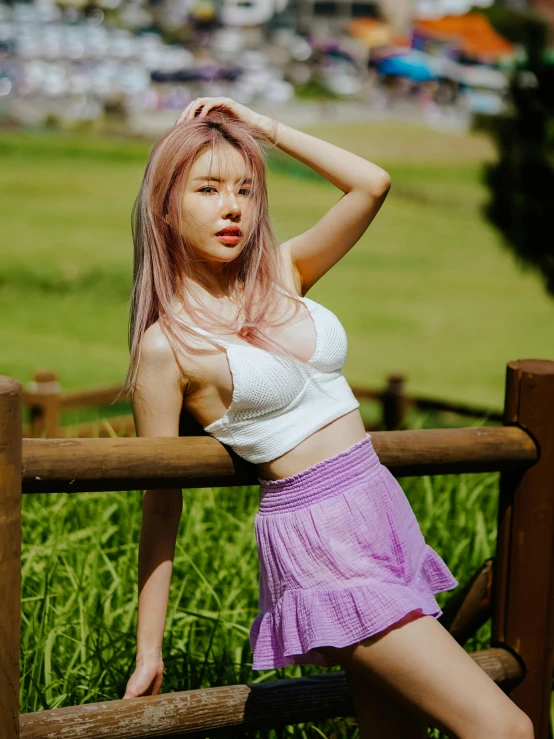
[21,369,503,440]
[2,359,554,738]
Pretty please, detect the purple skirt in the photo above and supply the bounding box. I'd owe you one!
[249,433,458,670]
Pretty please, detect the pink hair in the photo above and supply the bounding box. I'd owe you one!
[124,109,306,395]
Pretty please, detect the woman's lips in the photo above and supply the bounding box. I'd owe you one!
[216,233,241,245]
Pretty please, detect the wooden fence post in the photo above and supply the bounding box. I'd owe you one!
[28,370,60,438]
[0,377,22,739]
[492,359,554,738]
[382,373,406,430]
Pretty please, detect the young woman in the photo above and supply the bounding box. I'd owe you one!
[122,98,533,739]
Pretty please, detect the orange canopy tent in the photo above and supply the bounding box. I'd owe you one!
[413,13,514,62]
[348,18,406,49]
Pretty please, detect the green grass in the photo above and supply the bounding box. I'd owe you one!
[21,468,499,739]
[1,124,553,405]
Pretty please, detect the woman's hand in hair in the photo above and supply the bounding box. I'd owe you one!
[174,97,278,143]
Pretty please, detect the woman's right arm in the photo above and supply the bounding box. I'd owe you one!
[123,324,187,698]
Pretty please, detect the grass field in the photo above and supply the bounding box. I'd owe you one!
[21,470,499,738]
[1,123,553,407]
[3,122,553,736]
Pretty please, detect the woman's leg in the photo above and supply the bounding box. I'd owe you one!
[345,662,428,738]
[316,610,534,739]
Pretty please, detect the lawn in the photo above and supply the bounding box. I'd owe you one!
[1,123,552,408]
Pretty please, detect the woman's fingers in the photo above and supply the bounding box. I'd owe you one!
[175,98,203,125]
[174,101,193,126]
[195,97,233,119]
[198,100,223,119]
[175,97,236,126]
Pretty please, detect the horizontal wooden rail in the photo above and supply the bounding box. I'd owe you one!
[407,395,503,422]
[59,385,125,410]
[22,427,537,494]
[350,384,503,422]
[21,384,124,412]
[19,648,523,739]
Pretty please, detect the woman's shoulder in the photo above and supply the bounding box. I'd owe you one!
[139,321,194,388]
[141,321,174,363]
[140,320,206,393]
[142,318,204,358]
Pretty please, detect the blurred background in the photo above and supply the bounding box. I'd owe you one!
[0,0,540,130]
[3,0,554,729]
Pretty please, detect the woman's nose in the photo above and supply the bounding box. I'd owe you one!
[222,192,241,219]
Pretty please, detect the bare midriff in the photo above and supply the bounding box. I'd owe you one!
[255,408,367,481]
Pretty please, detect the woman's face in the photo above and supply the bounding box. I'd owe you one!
[180,142,255,267]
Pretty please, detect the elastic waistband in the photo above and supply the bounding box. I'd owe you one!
[257,434,382,515]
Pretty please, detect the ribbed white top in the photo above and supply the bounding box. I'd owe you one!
[187,294,360,464]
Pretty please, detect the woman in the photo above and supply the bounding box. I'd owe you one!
[122,98,533,739]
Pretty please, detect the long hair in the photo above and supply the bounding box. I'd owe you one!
[124,109,307,395]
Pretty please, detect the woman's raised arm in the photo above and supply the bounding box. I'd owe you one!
[270,120,391,294]
[176,97,391,295]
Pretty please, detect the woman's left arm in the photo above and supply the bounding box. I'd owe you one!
[176,98,391,294]
[267,119,391,294]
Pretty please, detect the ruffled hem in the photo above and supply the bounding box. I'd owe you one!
[249,546,458,670]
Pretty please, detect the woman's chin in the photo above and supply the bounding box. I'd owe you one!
[196,246,242,264]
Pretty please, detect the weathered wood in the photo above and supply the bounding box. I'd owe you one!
[438,559,494,645]
[470,647,524,687]
[19,648,522,739]
[373,427,535,475]
[348,385,382,401]
[350,384,503,423]
[23,370,61,438]
[20,426,537,494]
[0,377,22,739]
[21,371,128,438]
[492,359,554,739]
[382,373,407,430]
[407,396,504,423]
[60,385,126,410]
[22,436,258,493]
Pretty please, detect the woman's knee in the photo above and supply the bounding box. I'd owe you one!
[313,614,534,739]
[475,708,534,739]
[457,709,533,739]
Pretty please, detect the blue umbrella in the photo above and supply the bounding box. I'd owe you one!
[377,53,437,82]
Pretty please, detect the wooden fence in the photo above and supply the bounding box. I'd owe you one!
[21,369,503,439]
[2,358,554,738]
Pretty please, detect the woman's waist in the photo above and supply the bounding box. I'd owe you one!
[255,408,365,481]
[256,430,383,515]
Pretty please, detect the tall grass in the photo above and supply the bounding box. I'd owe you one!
[21,461,499,737]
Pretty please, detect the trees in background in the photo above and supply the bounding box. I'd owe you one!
[481,6,554,296]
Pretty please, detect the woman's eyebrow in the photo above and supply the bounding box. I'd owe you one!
[192,176,253,184]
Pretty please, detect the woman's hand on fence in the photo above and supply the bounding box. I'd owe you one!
[174,96,278,144]
[122,658,165,698]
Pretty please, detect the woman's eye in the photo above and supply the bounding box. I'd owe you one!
[198,186,251,196]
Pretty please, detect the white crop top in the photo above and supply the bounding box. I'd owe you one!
[186,293,360,464]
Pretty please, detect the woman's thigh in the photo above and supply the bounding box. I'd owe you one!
[316,610,532,739]
[345,663,428,739]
